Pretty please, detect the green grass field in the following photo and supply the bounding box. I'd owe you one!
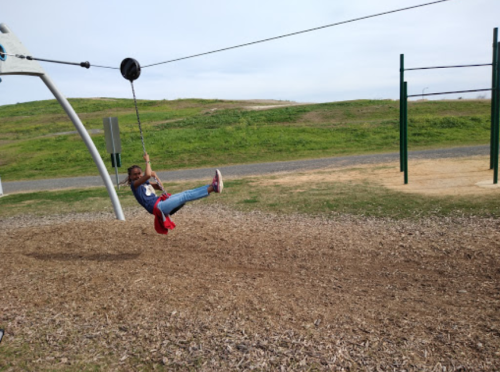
[0,98,497,220]
[0,98,491,181]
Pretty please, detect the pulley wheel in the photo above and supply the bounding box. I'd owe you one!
[120,58,141,81]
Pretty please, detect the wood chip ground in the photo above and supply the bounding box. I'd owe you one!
[1,205,499,371]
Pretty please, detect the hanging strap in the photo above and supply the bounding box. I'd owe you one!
[130,81,147,155]
[129,80,168,196]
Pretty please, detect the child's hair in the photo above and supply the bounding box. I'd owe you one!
[120,165,142,186]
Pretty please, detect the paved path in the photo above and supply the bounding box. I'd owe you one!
[1,145,491,194]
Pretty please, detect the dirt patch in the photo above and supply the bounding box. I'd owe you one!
[1,203,499,370]
[382,156,500,195]
[237,99,315,111]
[242,99,300,104]
[261,155,500,196]
[86,98,119,101]
[244,102,315,111]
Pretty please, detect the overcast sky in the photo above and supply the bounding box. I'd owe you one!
[1,0,499,106]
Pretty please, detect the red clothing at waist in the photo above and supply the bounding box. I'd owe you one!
[152,194,176,234]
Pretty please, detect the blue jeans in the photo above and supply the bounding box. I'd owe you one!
[157,185,210,215]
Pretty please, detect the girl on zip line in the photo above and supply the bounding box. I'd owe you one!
[124,153,223,234]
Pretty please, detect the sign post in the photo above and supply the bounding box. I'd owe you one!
[103,117,122,189]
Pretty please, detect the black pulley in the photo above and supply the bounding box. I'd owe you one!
[120,58,141,81]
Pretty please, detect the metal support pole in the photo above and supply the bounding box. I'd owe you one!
[404,81,409,185]
[400,54,405,172]
[490,28,498,169]
[40,74,125,220]
[494,41,500,184]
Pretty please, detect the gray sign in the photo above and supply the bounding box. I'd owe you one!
[103,117,121,154]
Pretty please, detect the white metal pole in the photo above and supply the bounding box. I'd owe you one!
[40,74,125,221]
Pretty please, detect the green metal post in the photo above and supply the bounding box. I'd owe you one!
[404,81,409,184]
[400,54,405,172]
[494,41,500,184]
[490,28,498,169]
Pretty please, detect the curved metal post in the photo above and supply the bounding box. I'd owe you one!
[40,74,125,220]
[0,23,125,220]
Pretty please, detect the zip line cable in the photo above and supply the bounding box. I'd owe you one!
[142,0,452,68]
[1,0,452,71]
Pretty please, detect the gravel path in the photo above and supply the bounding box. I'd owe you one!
[2,145,490,194]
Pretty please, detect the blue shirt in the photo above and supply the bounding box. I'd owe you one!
[131,180,159,214]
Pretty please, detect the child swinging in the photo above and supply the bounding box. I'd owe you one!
[125,153,223,234]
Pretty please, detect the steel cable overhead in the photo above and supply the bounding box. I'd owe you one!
[142,0,452,69]
[0,0,452,71]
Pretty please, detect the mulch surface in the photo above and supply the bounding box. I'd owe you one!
[1,205,499,371]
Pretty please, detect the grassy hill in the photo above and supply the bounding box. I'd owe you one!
[0,98,492,181]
